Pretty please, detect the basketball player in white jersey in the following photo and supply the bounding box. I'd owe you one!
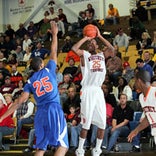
[71,27,114,156]
[128,70,156,145]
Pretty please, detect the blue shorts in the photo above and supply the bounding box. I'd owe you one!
[34,103,69,150]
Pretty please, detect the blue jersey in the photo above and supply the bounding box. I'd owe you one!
[24,60,60,106]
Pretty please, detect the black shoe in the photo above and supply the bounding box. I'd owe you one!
[130,146,140,152]
[23,147,33,153]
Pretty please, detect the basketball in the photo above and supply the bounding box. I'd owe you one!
[83,24,97,38]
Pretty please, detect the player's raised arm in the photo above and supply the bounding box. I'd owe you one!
[49,21,58,63]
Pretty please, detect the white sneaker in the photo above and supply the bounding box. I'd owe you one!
[91,148,102,156]
[75,149,85,156]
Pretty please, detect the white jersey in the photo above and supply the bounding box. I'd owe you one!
[81,50,106,87]
[139,86,156,137]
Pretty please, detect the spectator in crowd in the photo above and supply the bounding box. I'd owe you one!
[56,64,63,85]
[7,53,18,66]
[38,17,51,42]
[13,91,34,139]
[53,16,65,39]
[0,93,6,105]
[4,93,13,109]
[58,73,76,105]
[3,35,15,57]
[61,36,74,53]
[15,23,28,40]
[0,76,16,95]
[22,34,32,52]
[106,49,122,86]
[122,61,134,84]
[0,71,5,87]
[135,58,153,78]
[134,1,147,22]
[102,94,134,154]
[143,50,154,68]
[10,64,23,86]
[30,41,50,60]
[12,79,24,97]
[4,24,15,41]
[136,32,152,51]
[58,8,69,31]
[85,3,95,19]
[113,76,133,103]
[151,31,156,53]
[102,82,117,108]
[129,16,146,40]
[105,3,119,25]
[13,45,24,64]
[113,28,129,52]
[23,44,32,63]
[0,98,15,151]
[0,59,10,78]
[62,57,78,77]
[27,21,38,40]
[63,86,80,117]
[49,6,58,20]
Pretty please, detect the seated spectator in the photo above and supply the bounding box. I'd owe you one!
[49,6,58,21]
[56,65,63,85]
[58,73,76,105]
[106,51,122,86]
[113,76,133,103]
[13,91,34,139]
[122,61,134,84]
[143,50,154,68]
[135,58,153,78]
[105,3,119,25]
[30,41,50,60]
[62,57,78,77]
[63,86,80,116]
[0,58,10,78]
[86,3,95,19]
[23,44,32,63]
[12,79,24,97]
[113,28,129,52]
[66,50,80,63]
[0,71,5,87]
[22,34,32,52]
[61,36,74,53]
[102,94,134,154]
[0,76,16,95]
[102,82,117,108]
[4,93,13,109]
[136,32,152,51]
[7,53,18,66]
[0,98,15,151]
[13,45,24,64]
[4,24,15,41]
[10,64,23,86]
[129,16,146,40]
[151,31,156,54]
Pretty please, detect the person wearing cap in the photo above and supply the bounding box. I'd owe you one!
[122,61,134,84]
[0,76,16,95]
[61,36,74,53]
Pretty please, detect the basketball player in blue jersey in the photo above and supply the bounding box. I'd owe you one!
[0,21,69,156]
[72,27,114,156]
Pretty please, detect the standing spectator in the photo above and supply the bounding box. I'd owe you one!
[15,23,28,40]
[103,94,134,154]
[4,24,15,41]
[105,4,119,25]
[49,6,58,20]
[27,21,38,40]
[113,28,129,52]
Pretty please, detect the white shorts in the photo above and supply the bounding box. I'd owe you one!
[80,86,106,130]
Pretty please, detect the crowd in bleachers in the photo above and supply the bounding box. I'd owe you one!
[1,0,156,154]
